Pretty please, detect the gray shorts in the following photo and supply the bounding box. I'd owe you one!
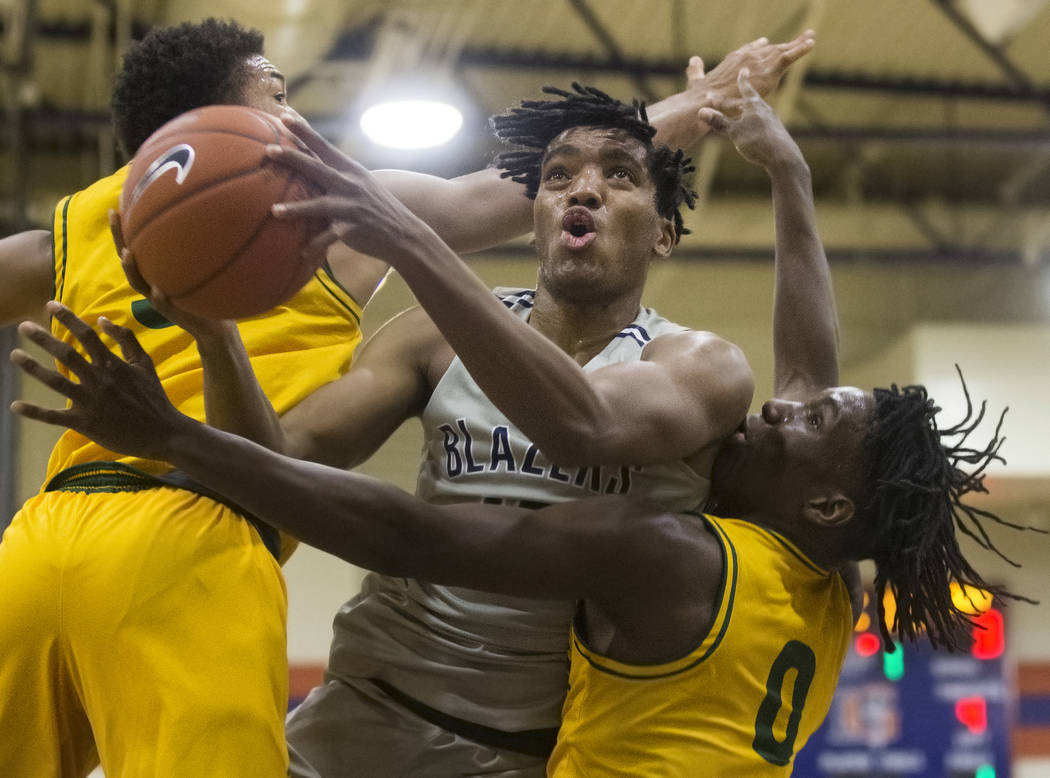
[286,676,548,778]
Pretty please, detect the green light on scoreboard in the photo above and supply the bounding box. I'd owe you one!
[882,642,904,681]
[975,765,995,778]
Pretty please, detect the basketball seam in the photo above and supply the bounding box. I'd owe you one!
[172,171,303,301]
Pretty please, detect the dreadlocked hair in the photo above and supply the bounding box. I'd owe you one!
[490,83,697,242]
[863,365,1039,652]
[111,18,265,156]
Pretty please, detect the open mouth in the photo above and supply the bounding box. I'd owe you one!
[561,207,596,249]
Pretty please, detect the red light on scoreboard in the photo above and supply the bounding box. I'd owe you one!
[854,632,881,657]
[955,696,988,734]
[971,609,1005,660]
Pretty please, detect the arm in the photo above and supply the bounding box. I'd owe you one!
[0,229,54,326]
[270,130,753,467]
[699,70,838,400]
[349,32,817,258]
[10,306,697,606]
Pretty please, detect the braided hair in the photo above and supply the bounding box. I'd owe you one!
[490,83,696,242]
[863,366,1039,651]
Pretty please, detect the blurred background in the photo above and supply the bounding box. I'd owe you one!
[1,1,1048,776]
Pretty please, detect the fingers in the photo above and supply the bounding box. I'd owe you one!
[109,209,126,254]
[272,195,353,223]
[9,397,72,429]
[17,315,94,385]
[281,116,351,171]
[698,107,730,135]
[737,68,760,100]
[685,55,705,83]
[46,302,118,368]
[9,347,81,402]
[99,316,153,370]
[303,226,344,264]
[779,30,816,65]
[266,144,361,197]
[118,246,152,299]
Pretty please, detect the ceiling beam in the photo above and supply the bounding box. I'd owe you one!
[929,0,1050,113]
[565,0,658,102]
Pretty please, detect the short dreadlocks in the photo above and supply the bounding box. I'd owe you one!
[862,366,1038,651]
[490,83,697,243]
[111,18,265,156]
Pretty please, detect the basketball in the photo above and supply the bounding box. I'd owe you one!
[119,105,322,319]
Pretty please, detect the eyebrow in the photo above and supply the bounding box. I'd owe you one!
[262,66,287,90]
[541,142,645,171]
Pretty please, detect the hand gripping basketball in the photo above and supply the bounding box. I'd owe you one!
[120,105,324,319]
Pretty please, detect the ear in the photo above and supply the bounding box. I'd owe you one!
[652,216,676,258]
[802,493,856,528]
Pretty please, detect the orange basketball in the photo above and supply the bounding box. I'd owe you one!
[120,105,322,319]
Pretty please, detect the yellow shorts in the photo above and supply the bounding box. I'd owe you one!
[0,486,290,777]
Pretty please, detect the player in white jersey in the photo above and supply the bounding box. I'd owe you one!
[264,81,760,775]
[217,60,810,774]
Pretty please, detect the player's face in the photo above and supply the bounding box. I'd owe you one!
[532,127,675,304]
[710,387,875,518]
[237,55,298,121]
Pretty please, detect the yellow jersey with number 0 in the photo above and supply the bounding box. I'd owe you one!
[549,515,852,777]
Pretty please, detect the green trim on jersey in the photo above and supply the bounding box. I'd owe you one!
[572,514,738,681]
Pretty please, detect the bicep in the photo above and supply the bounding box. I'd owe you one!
[373,168,532,253]
[280,308,435,467]
[583,333,754,464]
[0,230,54,326]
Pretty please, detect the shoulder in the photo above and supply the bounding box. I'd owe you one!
[361,304,451,381]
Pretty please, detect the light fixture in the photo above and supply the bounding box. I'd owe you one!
[360,99,464,150]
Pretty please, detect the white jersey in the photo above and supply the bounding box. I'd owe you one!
[325,289,710,732]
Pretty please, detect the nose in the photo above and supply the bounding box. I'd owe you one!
[761,399,800,425]
[568,168,602,208]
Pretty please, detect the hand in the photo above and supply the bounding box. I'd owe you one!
[698,70,804,172]
[697,30,815,118]
[267,117,434,267]
[10,301,192,461]
[109,209,238,342]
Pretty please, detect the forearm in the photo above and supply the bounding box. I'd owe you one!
[164,416,433,570]
[768,155,839,395]
[374,167,532,253]
[193,323,287,452]
[388,225,614,463]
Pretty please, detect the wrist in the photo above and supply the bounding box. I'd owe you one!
[766,153,811,183]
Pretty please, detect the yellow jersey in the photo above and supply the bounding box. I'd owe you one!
[44,166,362,555]
[550,515,852,777]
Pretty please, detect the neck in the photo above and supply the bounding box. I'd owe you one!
[529,285,643,364]
[743,511,847,571]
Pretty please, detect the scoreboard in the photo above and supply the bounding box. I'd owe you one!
[793,587,1011,778]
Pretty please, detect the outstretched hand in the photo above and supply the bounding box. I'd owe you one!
[694,30,814,122]
[10,301,193,462]
[266,117,434,267]
[698,70,804,171]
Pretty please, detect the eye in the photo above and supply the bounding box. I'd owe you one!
[543,166,569,182]
[275,92,287,104]
[807,412,822,429]
[609,167,634,181]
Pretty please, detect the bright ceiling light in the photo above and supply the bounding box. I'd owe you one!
[360,100,464,149]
